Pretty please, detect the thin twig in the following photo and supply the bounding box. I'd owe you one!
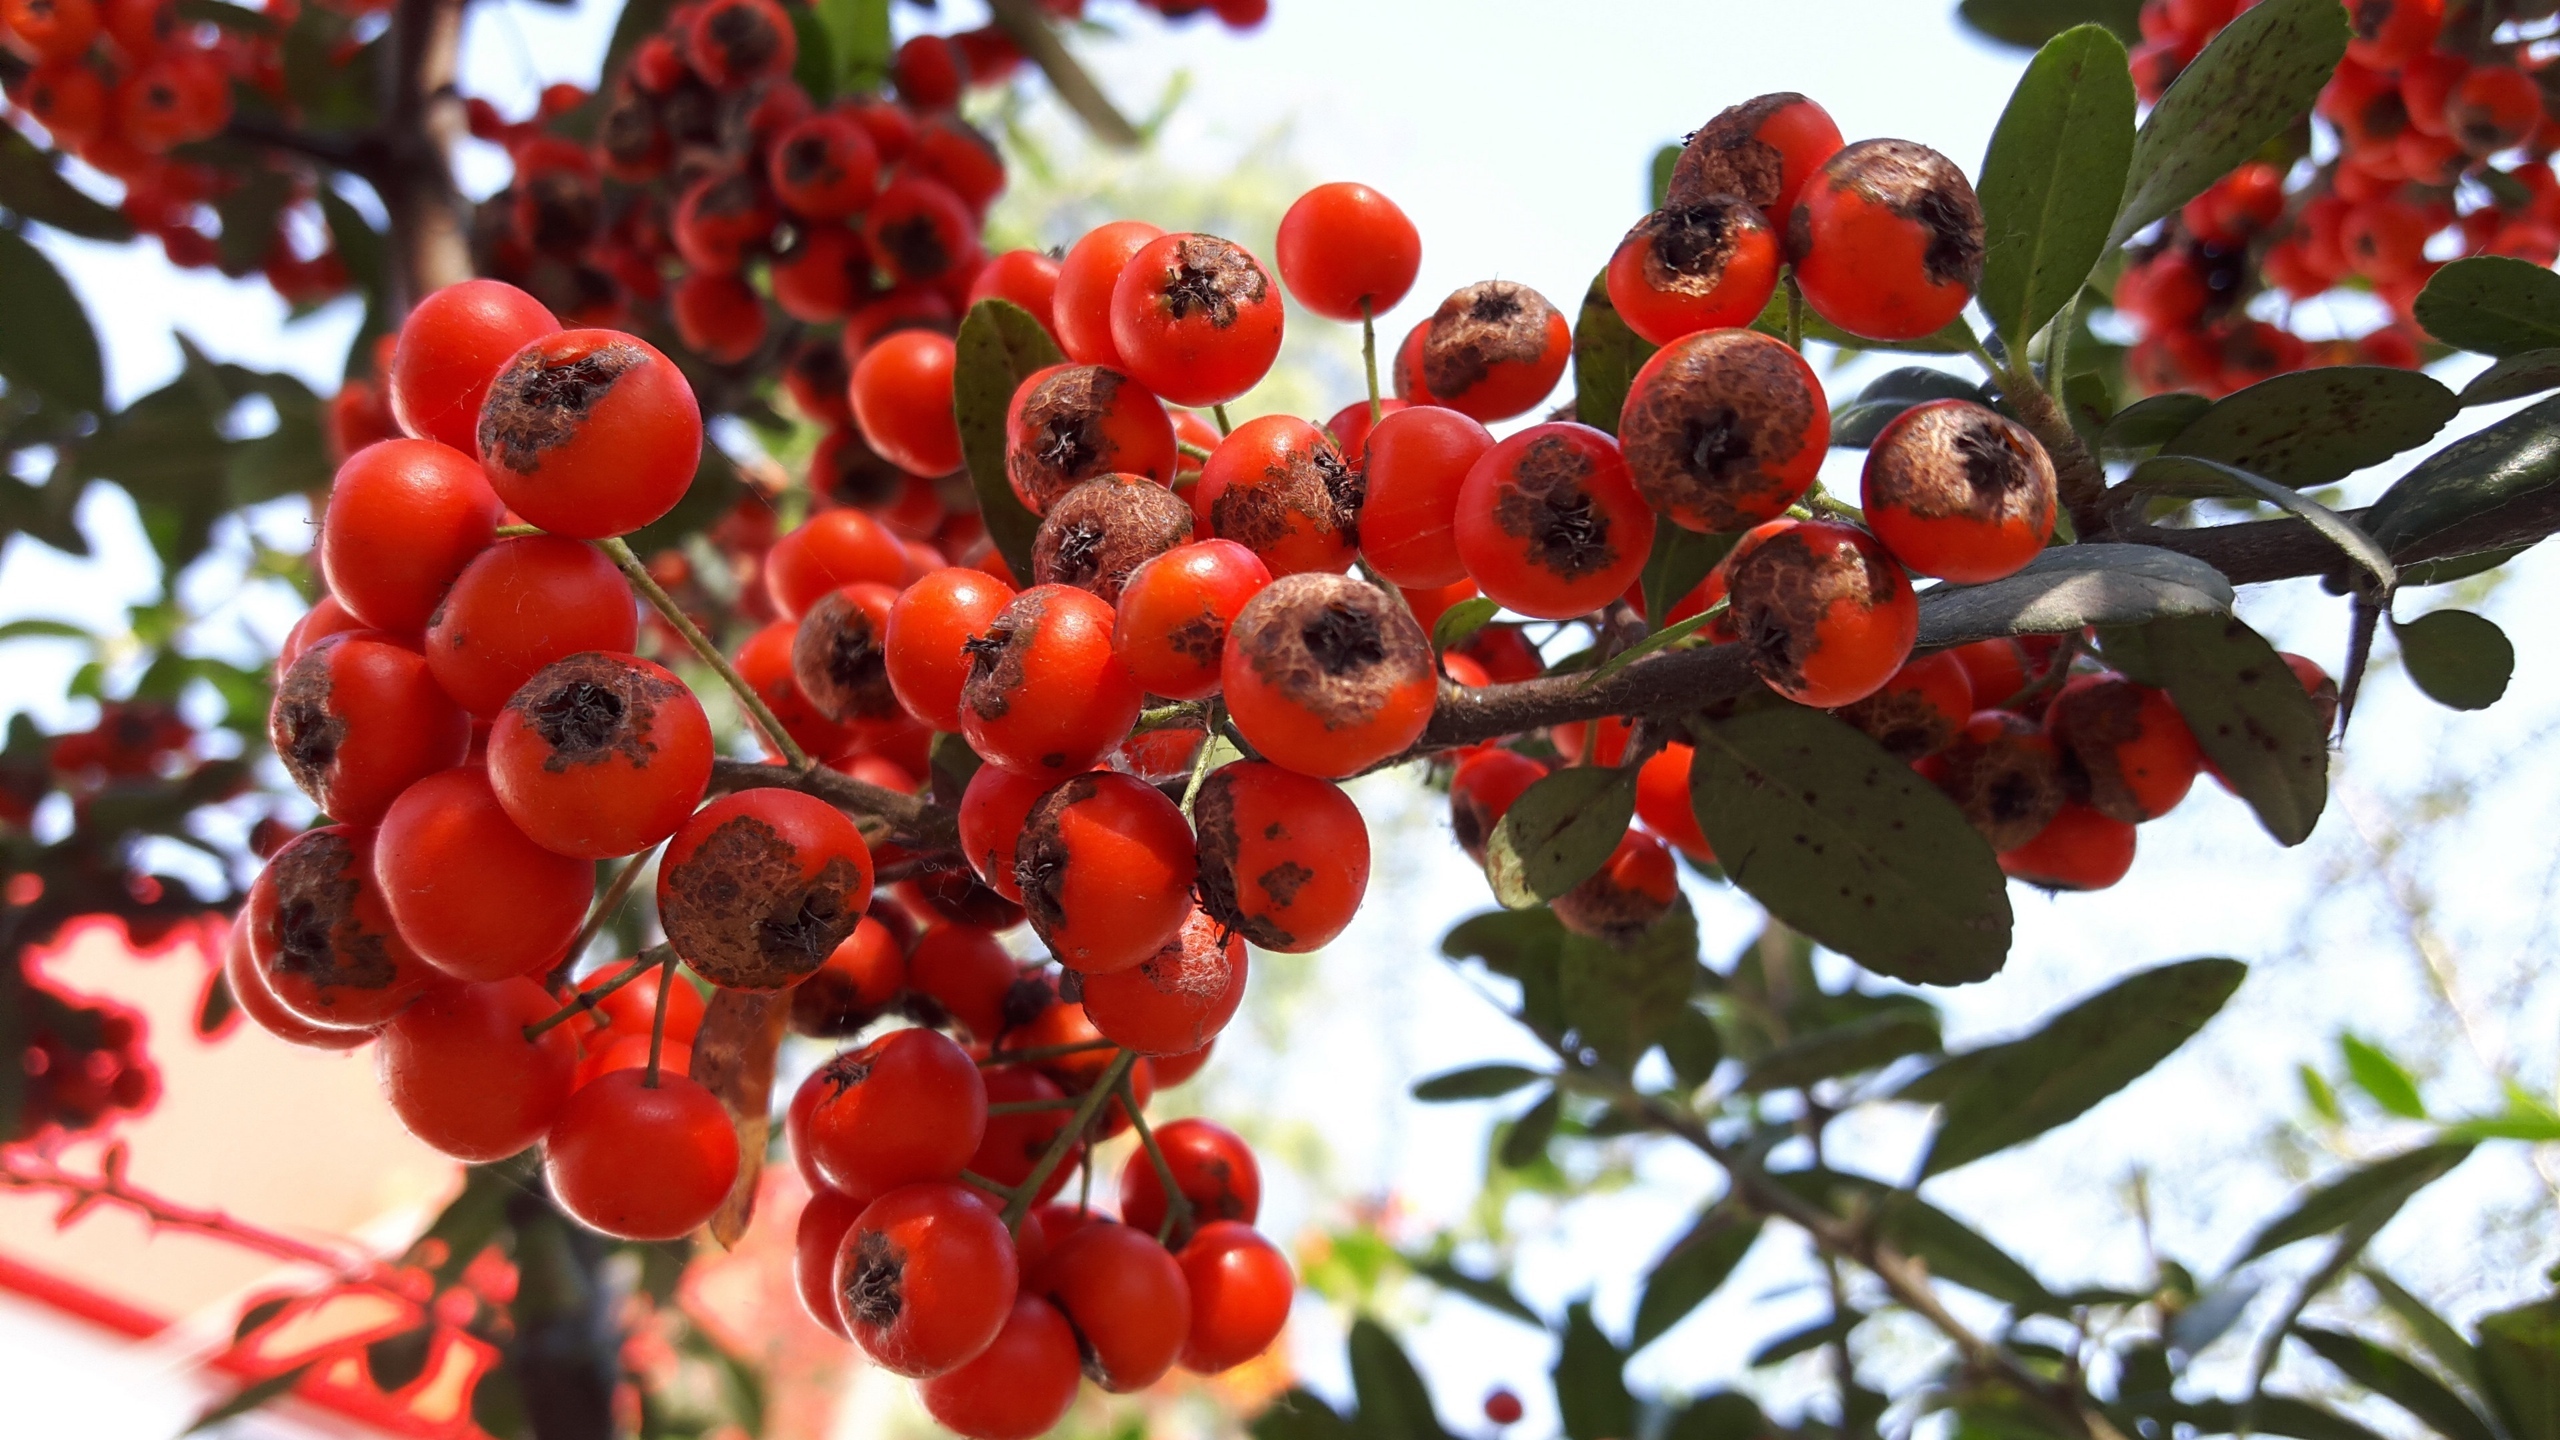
[1120,1071,1195,1245]
[598,536,812,771]
[1001,1050,1135,1231]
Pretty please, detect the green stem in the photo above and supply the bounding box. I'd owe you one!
[1175,440,1214,462]
[1362,301,1383,425]
[1179,701,1224,818]
[1805,484,1866,525]
[987,1096,1085,1115]
[1785,273,1804,352]
[643,951,677,1089]
[547,849,653,988]
[523,946,668,1040]
[1000,1050,1136,1232]
[980,1037,1119,1068]
[1120,1070,1195,1246]
[598,536,813,771]
[1212,403,1233,436]
[494,522,542,538]
[958,1170,1017,1201]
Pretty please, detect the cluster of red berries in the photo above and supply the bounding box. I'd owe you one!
[9,980,157,1147]
[1,0,364,296]
[2115,0,2560,396]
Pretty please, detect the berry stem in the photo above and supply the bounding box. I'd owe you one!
[1804,483,1865,525]
[1001,1048,1135,1232]
[1132,700,1209,735]
[523,944,672,1040]
[987,1096,1087,1115]
[978,1036,1119,1067]
[1212,403,1234,436]
[597,535,814,772]
[1179,701,1224,818]
[494,522,543,538]
[1362,299,1383,425]
[1783,273,1804,351]
[545,848,655,990]
[1175,440,1215,462]
[958,1169,1017,1201]
[1118,1069,1194,1245]
[643,950,678,1089]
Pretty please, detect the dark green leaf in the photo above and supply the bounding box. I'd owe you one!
[1958,0,2142,49]
[187,1363,316,1433]
[2100,392,2214,454]
[365,1327,434,1392]
[1977,25,2136,350]
[2158,367,2458,489]
[2122,456,2395,588]
[928,730,982,809]
[1741,1005,1941,1092]
[1560,896,1699,1069]
[1485,766,1639,909]
[953,299,1059,581]
[467,1362,529,1440]
[817,0,892,91]
[2295,1327,2498,1440]
[2362,1269,2484,1395]
[1918,543,2233,646]
[1662,1006,1724,1090]
[1586,605,1725,685]
[2393,610,2513,711]
[2237,1143,2474,1263]
[1404,1254,1543,1326]
[1500,1088,1562,1170]
[2175,1397,2396,1440]
[2362,394,2560,558]
[1256,1389,1357,1440]
[0,618,91,642]
[1665,1393,1769,1440]
[1750,286,1977,354]
[2460,349,2560,406]
[1443,908,1569,1037]
[1348,1317,1454,1440]
[1638,525,1736,626]
[791,4,836,101]
[1573,270,1655,436]
[232,1294,293,1343]
[1753,1314,1858,1368]
[1688,707,2012,986]
[1412,1064,1549,1102]
[1830,367,1990,449]
[624,439,740,557]
[1632,1211,1761,1351]
[197,967,236,1036]
[0,127,132,241]
[1431,597,1500,653]
[1905,957,2245,1175]
[1774,1168,2051,1308]
[0,229,104,415]
[2171,1277,2265,1355]
[2415,256,2560,359]
[1650,144,1679,209]
[215,168,292,273]
[2401,546,2527,587]
[2475,1296,2560,1440]
[2110,0,2348,246]
[1554,1302,1633,1440]
[2096,614,2327,845]
[409,1162,525,1288]
[316,187,385,302]
[2339,1035,2426,1118]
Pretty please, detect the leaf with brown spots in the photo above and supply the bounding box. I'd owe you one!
[2414,256,2560,360]
[691,986,789,1248]
[1484,765,1640,910]
[954,298,1064,581]
[1559,895,1699,1071]
[2158,366,2456,490]
[1570,270,1654,437]
[1686,707,2011,987]
[2096,612,2328,845]
[2108,0,2346,247]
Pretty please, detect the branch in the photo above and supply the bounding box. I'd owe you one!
[984,0,1143,148]
[709,757,958,849]
[0,1149,406,1295]
[220,113,369,169]
[375,0,471,310]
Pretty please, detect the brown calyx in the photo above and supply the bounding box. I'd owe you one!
[1009,366,1128,511]
[660,814,867,989]
[2047,679,2150,823]
[519,168,600,256]
[840,1228,904,1329]
[512,652,675,772]
[1636,197,1759,296]
[777,130,842,189]
[1724,528,1899,695]
[705,0,783,76]
[1014,775,1099,942]
[1490,434,1620,583]
[1234,572,1430,728]
[270,647,344,802]
[1931,723,2063,850]
[1188,770,1272,946]
[1551,862,1673,945]
[1423,281,1555,399]
[1824,139,1984,289]
[265,832,398,993]
[1154,235,1267,328]
[791,593,900,724]
[1618,331,1814,530]
[1031,476,1193,605]
[875,210,951,280]
[959,590,1048,722]
[1665,92,1803,210]
[597,97,664,175]
[479,339,646,473]
[1208,431,1360,555]
[1834,682,1961,762]
[1870,401,2056,533]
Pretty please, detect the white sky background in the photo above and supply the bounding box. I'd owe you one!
[4,1,2559,1437]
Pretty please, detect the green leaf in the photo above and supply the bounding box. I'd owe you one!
[2175,1397,2396,1440]
[1255,1389,1357,1440]
[2095,614,2328,845]
[1348,1317,1454,1440]
[1958,0,2142,49]
[2156,367,2458,490]
[2475,1295,2560,1440]
[2122,456,2396,589]
[2362,1269,2485,1395]
[0,128,133,241]
[1553,1302,1634,1440]
[817,0,892,91]
[2110,0,2346,247]
[1977,25,2136,351]
[1662,1006,1724,1090]
[791,4,836,101]
[0,618,91,643]
[1650,144,1679,209]
[2361,393,2560,560]
[953,298,1062,582]
[1412,1064,1549,1102]
[1404,1254,1543,1326]
[1431,597,1500,654]
[1559,896,1699,1069]
[2414,256,2560,359]
[0,229,104,415]
[365,1327,434,1392]
[1687,707,2012,986]
[2393,609,2513,711]
[1778,1168,2054,1309]
[1572,270,1655,436]
[2439,1112,2560,1143]
[928,730,982,809]
[1740,1005,1941,1092]
[1638,525,1736,627]
[1753,1313,1858,1368]
[1830,367,1990,449]
[2294,1327,2499,1440]
[1484,766,1639,909]
[1918,543,2233,646]
[2339,1035,2427,1119]
[187,1363,316,1433]
[1632,1211,1761,1351]
[1443,908,1570,1036]
[1500,1088,1562,1170]
[1904,957,2245,1175]
[1749,286,1977,355]
[2099,392,2213,455]
[2460,349,2560,406]
[2237,1143,2474,1263]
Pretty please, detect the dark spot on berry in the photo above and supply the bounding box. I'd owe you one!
[271,648,345,804]
[841,1228,905,1329]
[1490,435,1619,582]
[1930,719,2062,849]
[1723,527,1901,697]
[510,653,676,772]
[1234,572,1432,734]
[1632,197,1763,296]
[791,591,899,724]
[479,341,647,472]
[264,832,399,997]
[1823,139,1984,291]
[1014,774,1099,944]
[1834,682,1960,762]
[1031,475,1191,604]
[1422,280,1557,400]
[660,814,867,990]
[1620,329,1819,530]
[1665,92,1804,211]
[875,212,952,281]
[1867,401,2056,535]
[1154,235,1267,329]
[960,590,1049,723]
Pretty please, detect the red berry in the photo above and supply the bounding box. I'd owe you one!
[1274,181,1422,322]
[1717,518,1918,708]
[1039,1220,1189,1391]
[2045,675,2202,822]
[1017,771,1198,974]
[851,328,964,476]
[319,439,503,636]
[865,174,981,286]
[1453,422,1656,621]
[389,280,561,455]
[837,1181,1018,1377]
[478,329,702,538]
[223,918,370,1050]
[1055,220,1165,369]
[1081,908,1249,1056]
[270,633,472,827]
[1005,362,1179,513]
[1552,828,1678,941]
[1666,91,1844,224]
[1192,761,1368,952]
[1450,748,1548,865]
[246,826,437,1030]
[1030,474,1194,604]
[378,978,579,1161]
[1118,1115,1259,1239]
[375,766,591,982]
[958,584,1143,776]
[1358,405,1495,588]
[1791,139,1984,342]
[801,1027,988,1199]
[1177,1222,1293,1374]
[546,1068,739,1240]
[1222,572,1436,778]
[1401,280,1570,422]
[1109,232,1286,408]
[967,248,1063,334]
[1633,744,1713,861]
[919,1295,1082,1440]
[1921,710,2066,848]
[658,788,874,990]
[1861,399,2056,583]
[1112,539,1273,701]
[1606,199,1783,346]
[768,507,910,618]
[686,0,796,88]
[908,923,1027,1042]
[1193,415,1362,576]
[790,916,909,1038]
[1999,802,2136,890]
[486,652,714,859]
[768,113,880,220]
[1832,650,1977,761]
[795,1187,866,1337]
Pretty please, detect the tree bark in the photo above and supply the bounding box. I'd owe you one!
[377,0,474,312]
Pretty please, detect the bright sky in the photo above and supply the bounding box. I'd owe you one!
[4,2,2556,1438]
